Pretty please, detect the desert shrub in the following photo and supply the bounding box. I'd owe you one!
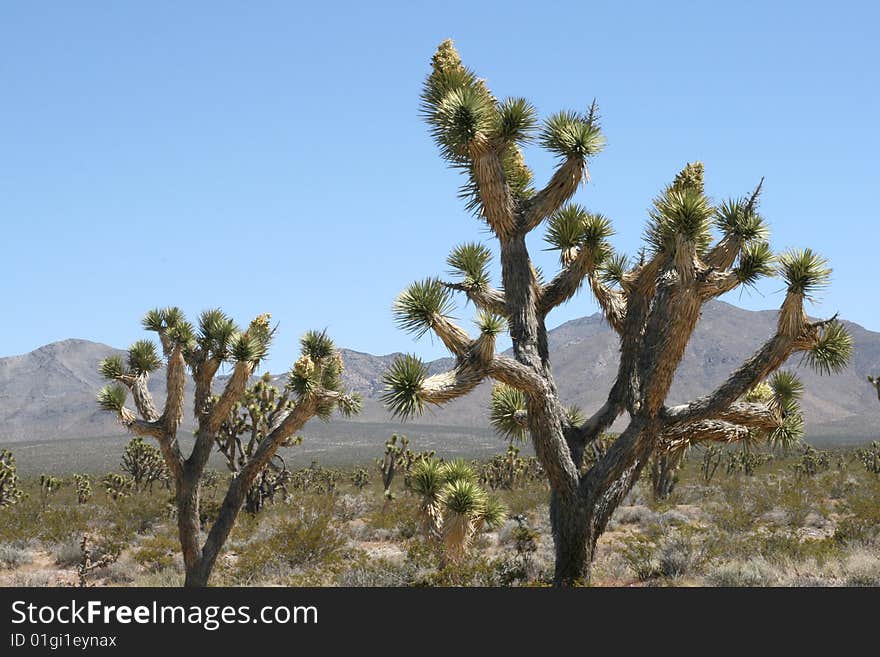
[133,533,180,573]
[657,529,706,578]
[619,534,660,581]
[704,557,781,586]
[234,498,346,583]
[0,543,33,569]
[336,556,418,587]
[101,473,134,500]
[842,549,880,586]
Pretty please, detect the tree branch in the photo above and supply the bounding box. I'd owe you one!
[521,158,585,232]
[469,143,517,238]
[443,282,507,316]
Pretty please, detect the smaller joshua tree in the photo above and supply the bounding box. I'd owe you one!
[97,308,360,587]
[409,458,506,562]
[39,474,63,508]
[376,434,435,500]
[101,473,134,500]
[216,373,302,514]
[73,474,92,504]
[868,375,880,402]
[0,449,24,508]
[121,437,169,493]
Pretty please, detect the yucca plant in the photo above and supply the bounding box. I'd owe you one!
[383,39,852,586]
[437,479,487,563]
[121,436,169,493]
[409,457,447,538]
[97,308,360,587]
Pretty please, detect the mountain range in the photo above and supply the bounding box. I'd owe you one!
[1,301,879,459]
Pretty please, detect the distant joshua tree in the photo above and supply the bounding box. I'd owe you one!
[0,449,24,508]
[97,308,360,587]
[382,40,852,586]
[869,375,880,403]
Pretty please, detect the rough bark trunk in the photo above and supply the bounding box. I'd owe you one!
[550,489,593,586]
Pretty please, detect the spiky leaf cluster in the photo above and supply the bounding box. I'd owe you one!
[778,248,831,300]
[714,197,768,243]
[545,205,614,264]
[393,278,456,339]
[646,185,715,255]
[196,308,238,359]
[447,242,492,290]
[489,383,528,442]
[539,110,605,161]
[735,241,776,288]
[142,306,195,350]
[96,384,128,413]
[804,320,852,375]
[380,355,428,420]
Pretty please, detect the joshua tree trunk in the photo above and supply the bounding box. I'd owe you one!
[383,40,852,586]
[650,451,685,501]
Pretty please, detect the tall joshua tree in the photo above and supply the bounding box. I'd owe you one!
[97,308,359,586]
[382,40,853,586]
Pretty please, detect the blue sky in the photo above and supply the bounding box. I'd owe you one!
[1,1,877,373]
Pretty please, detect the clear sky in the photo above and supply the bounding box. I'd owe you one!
[1,1,877,374]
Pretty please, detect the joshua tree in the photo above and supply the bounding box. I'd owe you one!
[215,373,302,514]
[97,308,360,587]
[38,474,63,508]
[101,473,133,500]
[869,375,880,402]
[376,433,434,500]
[0,449,24,508]
[121,436,170,493]
[382,40,853,586]
[73,474,92,504]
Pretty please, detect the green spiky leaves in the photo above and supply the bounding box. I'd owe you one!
[497,97,538,143]
[447,242,492,290]
[197,309,237,358]
[539,110,605,162]
[100,340,161,382]
[564,405,586,427]
[97,384,128,413]
[598,252,629,286]
[778,249,831,300]
[476,311,505,336]
[437,478,486,515]
[714,198,768,244]
[128,340,161,375]
[646,185,715,255]
[768,371,804,408]
[393,278,456,340]
[142,307,194,347]
[99,355,126,381]
[490,383,528,442]
[545,205,614,263]
[804,320,852,375]
[410,458,446,500]
[735,241,776,288]
[381,354,428,420]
